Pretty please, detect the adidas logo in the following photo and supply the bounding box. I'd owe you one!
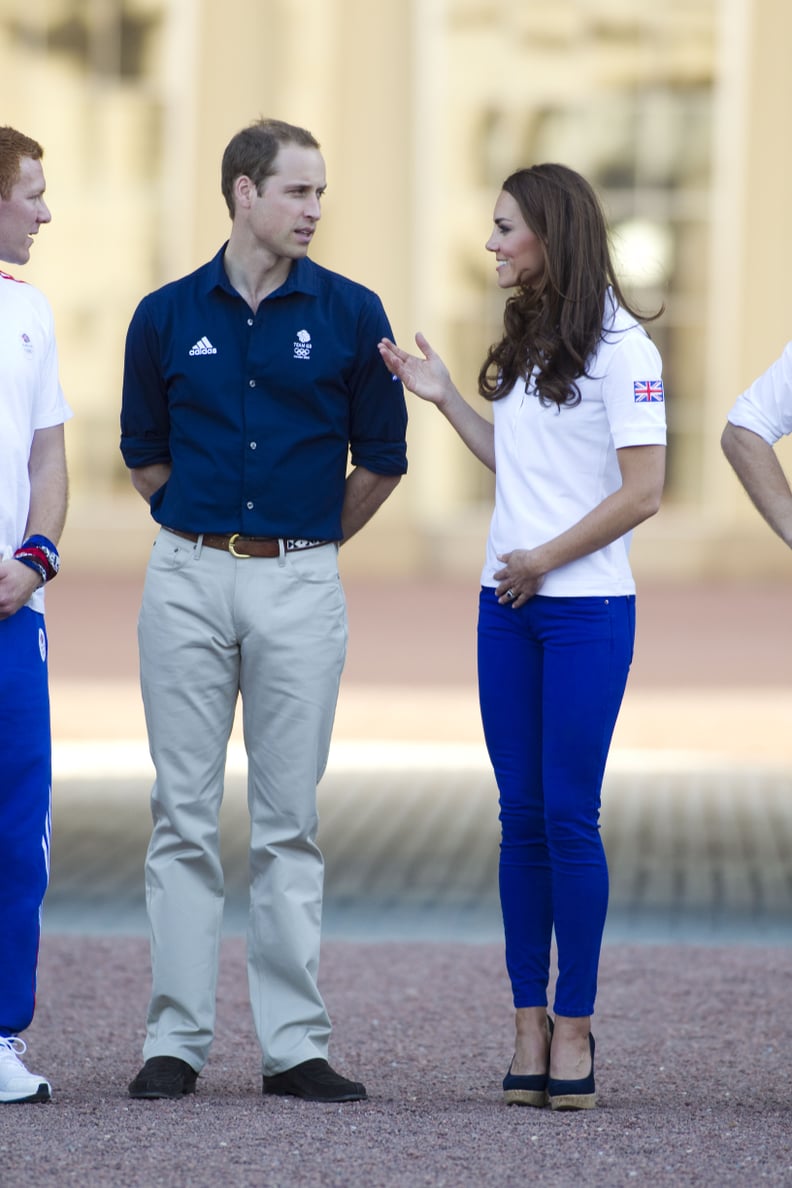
[189,336,217,356]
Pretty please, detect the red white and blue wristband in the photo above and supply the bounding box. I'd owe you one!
[13,534,60,584]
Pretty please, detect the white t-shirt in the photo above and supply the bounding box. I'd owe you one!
[482,293,667,596]
[726,341,792,444]
[0,270,72,613]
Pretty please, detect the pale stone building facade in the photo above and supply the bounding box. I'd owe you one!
[3,0,791,577]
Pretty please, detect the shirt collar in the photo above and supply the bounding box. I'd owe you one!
[204,244,321,301]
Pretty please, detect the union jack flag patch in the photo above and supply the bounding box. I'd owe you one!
[633,379,664,403]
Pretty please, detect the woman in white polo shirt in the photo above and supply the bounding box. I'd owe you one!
[379,163,666,1111]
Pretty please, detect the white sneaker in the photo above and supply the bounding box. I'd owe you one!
[0,1036,52,1103]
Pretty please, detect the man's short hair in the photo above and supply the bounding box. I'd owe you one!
[221,119,320,218]
[0,126,44,200]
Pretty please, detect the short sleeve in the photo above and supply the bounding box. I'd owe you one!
[601,327,667,449]
[726,342,792,445]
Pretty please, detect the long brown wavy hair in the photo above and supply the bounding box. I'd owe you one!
[478,163,661,407]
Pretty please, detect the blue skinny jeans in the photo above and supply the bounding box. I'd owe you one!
[477,588,635,1018]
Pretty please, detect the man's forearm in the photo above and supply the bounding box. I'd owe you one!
[721,422,792,545]
[0,425,69,620]
[25,425,69,544]
[130,462,172,503]
[340,467,401,543]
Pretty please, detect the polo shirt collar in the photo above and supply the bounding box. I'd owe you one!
[204,244,321,301]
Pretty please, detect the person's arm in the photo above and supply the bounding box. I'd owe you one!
[721,422,792,547]
[26,424,69,542]
[130,462,172,504]
[0,424,69,619]
[493,443,666,605]
[379,334,495,471]
[121,297,173,504]
[340,466,401,543]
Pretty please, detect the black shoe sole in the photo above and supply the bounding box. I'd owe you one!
[1,1085,51,1104]
[129,1085,196,1100]
[263,1084,366,1103]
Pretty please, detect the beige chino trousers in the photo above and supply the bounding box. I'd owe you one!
[138,528,347,1075]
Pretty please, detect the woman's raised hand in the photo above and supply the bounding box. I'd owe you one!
[381,331,495,469]
[378,333,454,407]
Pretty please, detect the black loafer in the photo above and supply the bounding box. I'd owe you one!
[262,1058,366,1102]
[128,1056,198,1100]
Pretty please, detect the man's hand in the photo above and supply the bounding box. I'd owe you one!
[0,559,43,620]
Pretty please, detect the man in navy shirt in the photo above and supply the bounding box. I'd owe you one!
[121,119,407,1104]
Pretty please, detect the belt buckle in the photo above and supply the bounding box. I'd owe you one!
[227,533,251,559]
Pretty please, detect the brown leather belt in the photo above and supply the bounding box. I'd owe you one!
[163,528,329,558]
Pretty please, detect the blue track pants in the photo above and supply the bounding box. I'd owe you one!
[477,588,634,1017]
[0,607,52,1037]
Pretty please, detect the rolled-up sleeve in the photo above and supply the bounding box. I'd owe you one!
[347,295,408,476]
[120,299,172,469]
[727,342,792,445]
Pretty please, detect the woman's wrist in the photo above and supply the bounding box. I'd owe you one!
[437,382,463,417]
[525,546,550,580]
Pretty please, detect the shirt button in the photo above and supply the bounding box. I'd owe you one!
[247,318,254,326]
[246,501,254,510]
[249,441,257,450]
[249,379,256,388]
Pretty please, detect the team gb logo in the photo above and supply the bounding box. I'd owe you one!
[293,329,312,360]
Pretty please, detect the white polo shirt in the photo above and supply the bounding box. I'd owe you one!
[0,270,72,613]
[726,341,792,443]
[482,293,667,596]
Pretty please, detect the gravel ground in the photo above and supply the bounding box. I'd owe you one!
[1,937,791,1187]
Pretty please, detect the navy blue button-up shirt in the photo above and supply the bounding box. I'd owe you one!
[120,246,408,539]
